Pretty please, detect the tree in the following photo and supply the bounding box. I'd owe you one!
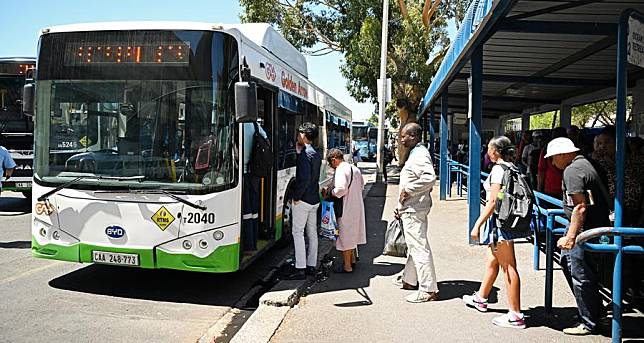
[367,113,379,126]
[240,0,469,163]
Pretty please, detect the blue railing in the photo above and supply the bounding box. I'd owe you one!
[441,157,643,340]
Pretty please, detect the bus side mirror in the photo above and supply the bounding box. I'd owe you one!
[234,81,257,123]
[22,83,35,117]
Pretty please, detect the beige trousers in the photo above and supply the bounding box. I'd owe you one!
[401,210,439,293]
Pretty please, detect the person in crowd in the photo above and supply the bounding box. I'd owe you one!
[545,137,609,335]
[241,121,269,255]
[323,148,366,273]
[285,122,322,280]
[392,122,439,303]
[590,126,643,226]
[522,130,544,189]
[0,135,17,196]
[515,132,531,174]
[536,127,567,200]
[465,136,526,329]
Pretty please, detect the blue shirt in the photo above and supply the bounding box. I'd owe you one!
[0,146,17,190]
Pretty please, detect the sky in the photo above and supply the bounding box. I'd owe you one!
[0,0,375,120]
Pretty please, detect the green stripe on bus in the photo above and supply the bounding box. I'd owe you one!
[156,243,240,273]
[31,237,80,262]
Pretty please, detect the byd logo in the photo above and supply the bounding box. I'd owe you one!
[105,226,125,239]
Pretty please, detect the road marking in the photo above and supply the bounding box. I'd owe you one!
[0,261,60,285]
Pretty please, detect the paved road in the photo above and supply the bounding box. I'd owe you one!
[0,163,379,343]
[0,191,290,343]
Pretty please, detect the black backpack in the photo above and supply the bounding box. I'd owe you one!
[494,163,534,235]
[250,122,273,177]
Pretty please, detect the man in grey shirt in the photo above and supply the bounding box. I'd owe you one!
[393,123,439,303]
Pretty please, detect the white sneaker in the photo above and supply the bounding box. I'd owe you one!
[463,292,488,312]
[492,312,526,329]
[405,291,438,303]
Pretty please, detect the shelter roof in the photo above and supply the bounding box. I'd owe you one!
[421,0,644,118]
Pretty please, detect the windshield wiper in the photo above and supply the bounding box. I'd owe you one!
[38,175,145,202]
[96,188,207,211]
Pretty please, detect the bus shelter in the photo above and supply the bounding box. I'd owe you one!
[419,0,644,341]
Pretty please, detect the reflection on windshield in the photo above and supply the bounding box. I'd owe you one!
[36,80,237,192]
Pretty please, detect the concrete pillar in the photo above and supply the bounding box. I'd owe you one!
[468,46,483,238]
[521,113,530,131]
[560,103,572,128]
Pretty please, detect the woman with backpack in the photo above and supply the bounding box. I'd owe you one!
[463,136,527,329]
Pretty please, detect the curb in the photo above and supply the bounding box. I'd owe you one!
[204,179,378,343]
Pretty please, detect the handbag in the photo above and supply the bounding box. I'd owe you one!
[328,166,353,218]
[320,201,338,240]
[383,218,407,257]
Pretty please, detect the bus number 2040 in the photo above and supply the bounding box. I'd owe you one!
[184,212,215,224]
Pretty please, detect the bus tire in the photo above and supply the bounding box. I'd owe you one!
[277,189,294,248]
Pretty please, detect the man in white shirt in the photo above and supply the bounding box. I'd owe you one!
[393,123,439,303]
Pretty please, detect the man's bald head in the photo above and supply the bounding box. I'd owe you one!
[401,122,422,148]
[402,122,422,138]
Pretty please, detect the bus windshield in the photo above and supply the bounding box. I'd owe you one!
[0,74,32,135]
[34,30,240,194]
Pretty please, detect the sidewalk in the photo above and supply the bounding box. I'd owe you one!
[268,182,638,342]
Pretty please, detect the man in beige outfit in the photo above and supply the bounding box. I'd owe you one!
[393,123,439,303]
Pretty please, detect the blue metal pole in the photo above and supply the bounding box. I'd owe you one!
[533,207,540,271]
[545,213,555,313]
[468,46,483,235]
[612,11,630,342]
[457,169,463,197]
[440,93,449,200]
[429,107,436,165]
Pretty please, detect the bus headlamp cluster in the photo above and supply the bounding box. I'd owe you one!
[213,230,224,241]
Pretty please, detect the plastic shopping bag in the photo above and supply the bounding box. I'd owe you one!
[320,201,338,241]
[382,219,407,257]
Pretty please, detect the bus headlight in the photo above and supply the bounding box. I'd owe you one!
[39,228,47,237]
[182,240,192,250]
[52,231,60,240]
[213,230,224,241]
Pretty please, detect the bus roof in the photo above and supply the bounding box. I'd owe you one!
[41,21,307,77]
[40,21,349,120]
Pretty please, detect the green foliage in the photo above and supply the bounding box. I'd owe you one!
[367,113,379,126]
[240,0,469,116]
[529,111,556,130]
[571,97,632,127]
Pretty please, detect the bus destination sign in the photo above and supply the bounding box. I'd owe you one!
[65,42,190,66]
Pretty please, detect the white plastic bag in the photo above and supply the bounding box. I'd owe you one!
[320,201,338,240]
[383,219,407,257]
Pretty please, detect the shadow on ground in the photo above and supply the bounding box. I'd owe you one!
[0,240,31,249]
[0,195,30,215]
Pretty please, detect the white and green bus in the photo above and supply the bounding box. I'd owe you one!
[26,22,352,272]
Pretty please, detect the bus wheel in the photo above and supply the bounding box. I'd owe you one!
[277,196,294,248]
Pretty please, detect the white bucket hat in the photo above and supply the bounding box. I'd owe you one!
[544,137,580,158]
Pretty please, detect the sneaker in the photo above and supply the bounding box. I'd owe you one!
[563,324,592,336]
[463,292,488,312]
[492,312,526,329]
[405,291,439,303]
[392,275,419,290]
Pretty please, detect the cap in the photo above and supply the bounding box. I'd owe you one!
[531,130,543,137]
[544,137,580,158]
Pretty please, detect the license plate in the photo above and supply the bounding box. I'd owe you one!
[16,182,31,189]
[92,251,139,266]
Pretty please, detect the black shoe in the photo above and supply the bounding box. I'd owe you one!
[305,266,316,276]
[283,268,306,280]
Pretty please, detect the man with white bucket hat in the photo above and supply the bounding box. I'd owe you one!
[545,137,611,335]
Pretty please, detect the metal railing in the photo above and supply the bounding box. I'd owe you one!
[441,157,643,341]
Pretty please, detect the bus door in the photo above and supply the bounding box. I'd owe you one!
[256,86,276,240]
